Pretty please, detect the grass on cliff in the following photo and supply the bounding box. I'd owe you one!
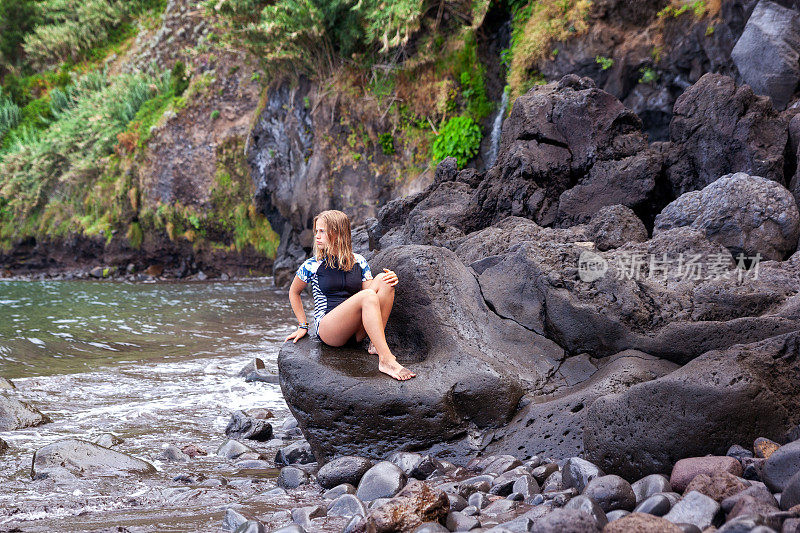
[505,0,592,102]
[0,69,172,248]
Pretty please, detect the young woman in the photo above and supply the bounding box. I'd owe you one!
[284,210,416,381]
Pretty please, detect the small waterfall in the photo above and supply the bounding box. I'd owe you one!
[485,90,509,169]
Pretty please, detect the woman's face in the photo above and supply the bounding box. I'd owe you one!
[315,220,331,249]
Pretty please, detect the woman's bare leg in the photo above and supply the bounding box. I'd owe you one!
[318,289,414,381]
[353,274,395,350]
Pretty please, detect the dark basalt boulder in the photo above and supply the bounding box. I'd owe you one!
[278,244,564,463]
[482,351,678,460]
[469,221,800,363]
[583,330,800,480]
[665,73,787,196]
[654,172,800,261]
[731,0,800,111]
[368,76,668,252]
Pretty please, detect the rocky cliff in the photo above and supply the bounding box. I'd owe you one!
[280,65,800,481]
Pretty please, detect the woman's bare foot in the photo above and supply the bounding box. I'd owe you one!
[378,357,416,381]
[367,340,378,355]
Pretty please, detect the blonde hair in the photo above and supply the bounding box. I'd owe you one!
[313,210,355,271]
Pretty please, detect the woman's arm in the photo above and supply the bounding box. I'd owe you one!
[285,276,309,343]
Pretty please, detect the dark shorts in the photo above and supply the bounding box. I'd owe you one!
[318,331,361,348]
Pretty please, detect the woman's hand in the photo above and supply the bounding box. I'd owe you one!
[285,327,308,343]
[382,268,398,287]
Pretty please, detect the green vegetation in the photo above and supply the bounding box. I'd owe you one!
[378,133,395,155]
[657,0,707,19]
[639,66,658,84]
[432,115,481,169]
[505,0,592,101]
[595,55,614,71]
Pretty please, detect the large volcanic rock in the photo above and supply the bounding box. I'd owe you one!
[654,172,800,261]
[731,0,800,111]
[367,75,668,251]
[583,330,800,480]
[483,351,679,459]
[461,219,800,363]
[665,73,787,195]
[278,244,565,463]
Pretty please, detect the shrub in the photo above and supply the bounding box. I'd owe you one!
[210,109,220,120]
[0,0,40,66]
[595,55,614,70]
[378,132,395,155]
[431,115,482,169]
[639,67,658,84]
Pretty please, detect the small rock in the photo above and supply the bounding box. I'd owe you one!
[275,440,314,466]
[317,456,374,489]
[727,493,780,521]
[354,480,448,532]
[582,475,636,512]
[446,511,480,531]
[355,461,407,502]
[532,463,559,484]
[0,394,52,431]
[662,491,721,530]
[181,444,207,458]
[633,493,672,516]
[277,466,309,489]
[324,483,357,499]
[270,525,305,533]
[564,495,608,528]
[764,440,800,492]
[541,470,563,493]
[291,504,325,527]
[563,457,604,493]
[481,455,523,476]
[233,520,267,533]
[605,510,630,522]
[754,437,782,460]
[225,411,273,441]
[217,440,255,460]
[327,494,366,518]
[683,471,748,502]
[781,470,800,511]
[92,433,123,448]
[160,445,190,462]
[726,445,753,460]
[491,467,532,496]
[631,474,672,503]
[221,508,250,532]
[32,438,155,477]
[512,474,540,499]
[604,512,683,532]
[742,456,766,481]
[412,523,449,533]
[720,483,777,513]
[529,508,602,532]
[468,492,490,510]
[482,498,518,516]
[669,456,743,493]
[0,437,8,454]
[461,505,478,516]
[0,377,15,390]
[447,492,468,512]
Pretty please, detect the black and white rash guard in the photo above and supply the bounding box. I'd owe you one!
[295,253,373,324]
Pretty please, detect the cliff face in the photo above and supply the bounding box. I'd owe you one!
[1,0,799,279]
